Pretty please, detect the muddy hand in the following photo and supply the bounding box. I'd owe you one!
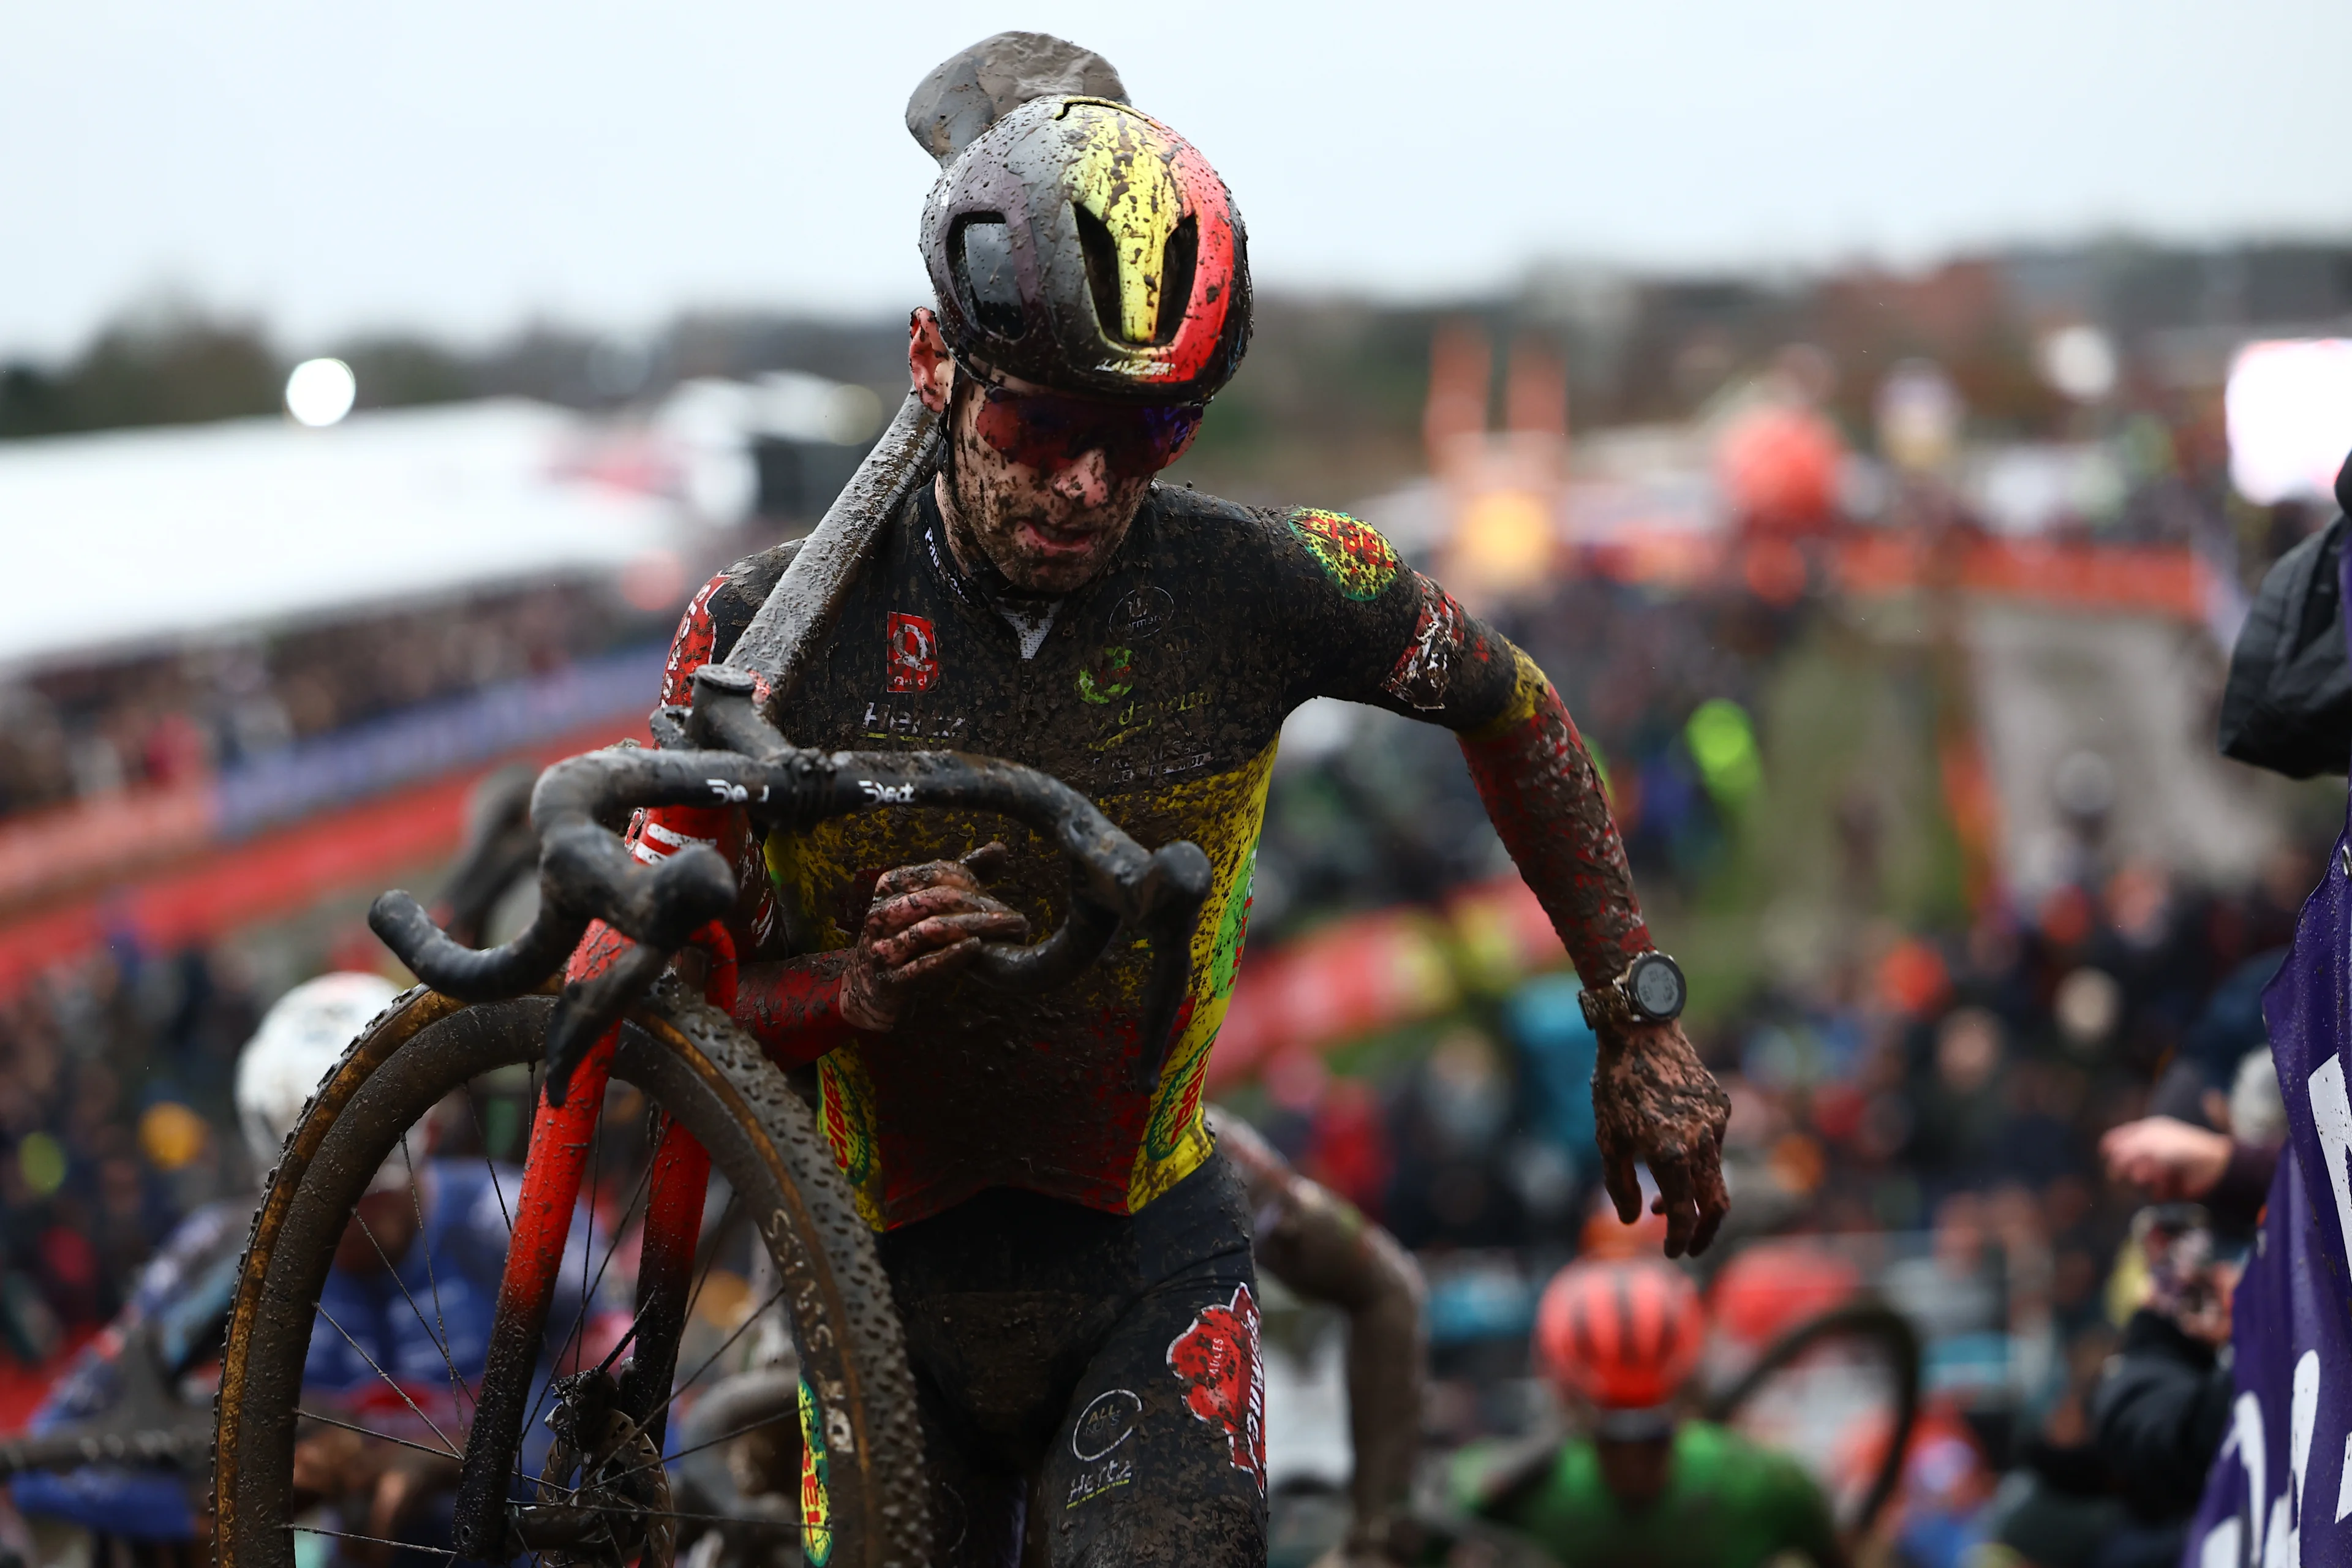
[839,843,1028,1030]
[1593,1018,1732,1257]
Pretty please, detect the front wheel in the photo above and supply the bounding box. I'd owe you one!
[214,983,930,1568]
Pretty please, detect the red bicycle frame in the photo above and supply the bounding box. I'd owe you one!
[450,929,739,1560]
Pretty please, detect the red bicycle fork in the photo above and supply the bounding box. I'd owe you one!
[450,1026,712,1558]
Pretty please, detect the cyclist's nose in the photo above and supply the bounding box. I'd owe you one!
[1050,448,1113,507]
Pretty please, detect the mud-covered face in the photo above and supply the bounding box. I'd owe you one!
[909,305,1196,595]
[940,375,1173,594]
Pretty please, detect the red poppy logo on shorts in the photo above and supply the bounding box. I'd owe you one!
[1166,1283,1265,1493]
[887,612,940,693]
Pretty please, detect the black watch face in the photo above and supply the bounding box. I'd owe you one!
[1629,955,1685,1020]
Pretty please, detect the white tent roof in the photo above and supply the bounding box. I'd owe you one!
[0,400,696,672]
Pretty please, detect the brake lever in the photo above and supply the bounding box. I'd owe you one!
[541,939,674,1108]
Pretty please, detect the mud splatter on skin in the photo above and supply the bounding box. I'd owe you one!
[1457,665,1650,978]
[935,375,1157,596]
[1593,1023,1733,1257]
[834,854,1028,1031]
[1460,671,1732,1256]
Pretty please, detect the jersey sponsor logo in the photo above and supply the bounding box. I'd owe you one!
[1106,745,1215,786]
[1289,509,1400,601]
[1382,576,1467,711]
[1167,1283,1266,1493]
[1071,1388,1144,1461]
[1207,850,1254,999]
[662,575,725,704]
[818,1056,877,1193]
[1137,995,1204,1164]
[1109,586,1175,643]
[797,1378,834,1565]
[860,701,968,742]
[1078,646,1137,704]
[886,612,941,693]
[1065,1455,1135,1510]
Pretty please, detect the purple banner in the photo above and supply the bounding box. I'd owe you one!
[2184,528,2352,1564]
[214,641,664,839]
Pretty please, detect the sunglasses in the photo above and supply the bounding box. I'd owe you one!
[971,383,1205,478]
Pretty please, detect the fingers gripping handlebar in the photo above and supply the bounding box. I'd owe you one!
[370,671,1212,1106]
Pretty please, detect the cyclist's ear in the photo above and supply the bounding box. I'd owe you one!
[909,308,955,414]
[960,841,1012,884]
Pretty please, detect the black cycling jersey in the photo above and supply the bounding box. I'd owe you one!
[674,481,1536,1229]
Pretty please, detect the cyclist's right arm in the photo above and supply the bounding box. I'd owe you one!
[587,569,848,1068]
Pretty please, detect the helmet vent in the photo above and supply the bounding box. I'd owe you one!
[953,216,1027,341]
[1069,202,1133,345]
[1154,216,1197,345]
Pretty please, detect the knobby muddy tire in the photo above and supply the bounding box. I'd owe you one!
[213,981,929,1568]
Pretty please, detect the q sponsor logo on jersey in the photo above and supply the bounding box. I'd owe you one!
[886,611,940,693]
[1167,1284,1266,1493]
[1289,509,1400,601]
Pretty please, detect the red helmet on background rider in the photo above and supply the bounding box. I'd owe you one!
[1708,1237,1862,1349]
[915,67,1251,406]
[1535,1259,1706,1438]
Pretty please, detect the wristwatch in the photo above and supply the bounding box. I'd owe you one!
[1579,951,1688,1031]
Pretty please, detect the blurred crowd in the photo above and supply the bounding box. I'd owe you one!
[0,325,2334,1567]
[0,946,258,1361]
[0,579,669,820]
[1231,521,2321,1563]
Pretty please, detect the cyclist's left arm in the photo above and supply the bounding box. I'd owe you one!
[1270,507,1729,1256]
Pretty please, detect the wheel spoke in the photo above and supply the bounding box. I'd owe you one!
[398,1136,474,1417]
[288,1522,459,1558]
[608,1279,790,1469]
[679,1183,742,1341]
[591,1174,739,1387]
[461,1081,516,1239]
[601,1403,793,1488]
[349,1205,477,1428]
[524,1123,658,1441]
[311,1300,463,1459]
[296,1408,540,1493]
[295,1409,471,1466]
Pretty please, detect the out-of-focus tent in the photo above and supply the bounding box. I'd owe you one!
[0,384,879,992]
[0,399,692,673]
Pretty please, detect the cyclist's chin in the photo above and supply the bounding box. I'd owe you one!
[1000,518,1123,593]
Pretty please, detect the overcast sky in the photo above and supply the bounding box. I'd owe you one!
[6,0,2350,360]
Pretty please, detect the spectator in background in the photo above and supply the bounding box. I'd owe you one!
[2087,1208,2239,1568]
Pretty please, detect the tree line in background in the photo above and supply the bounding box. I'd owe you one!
[6,239,2349,507]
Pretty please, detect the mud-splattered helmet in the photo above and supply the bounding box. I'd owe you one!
[918,94,1251,404]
